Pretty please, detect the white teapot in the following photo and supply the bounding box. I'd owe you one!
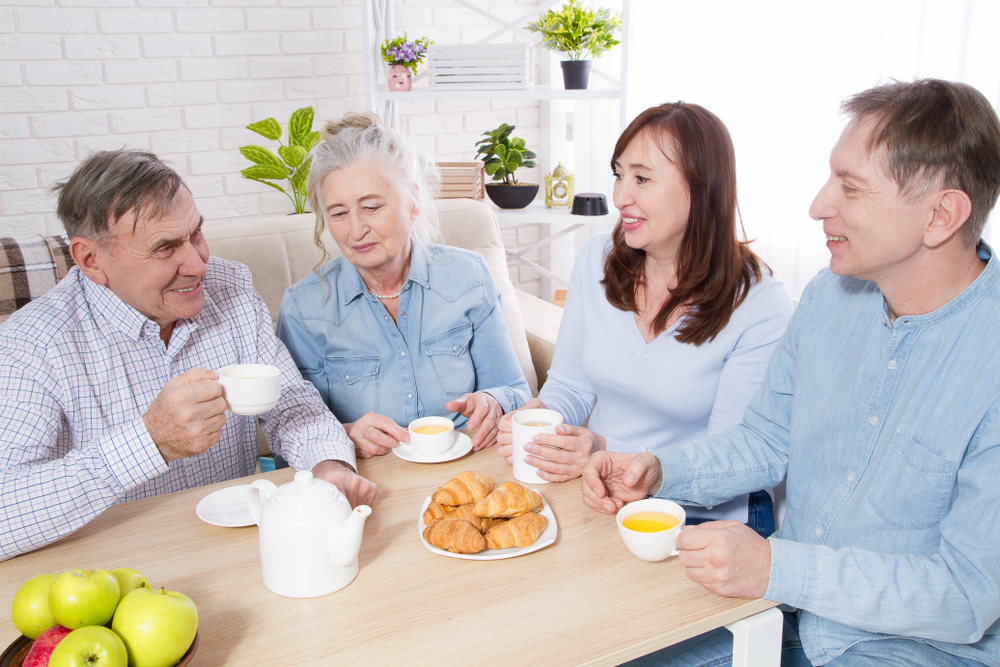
[247,470,372,598]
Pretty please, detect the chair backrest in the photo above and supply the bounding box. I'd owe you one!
[202,198,538,394]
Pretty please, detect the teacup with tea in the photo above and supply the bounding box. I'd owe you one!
[407,416,456,456]
[510,408,563,485]
[217,364,281,415]
[616,498,686,562]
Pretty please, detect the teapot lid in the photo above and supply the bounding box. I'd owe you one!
[275,470,344,508]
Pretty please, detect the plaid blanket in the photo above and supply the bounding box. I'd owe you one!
[0,235,75,325]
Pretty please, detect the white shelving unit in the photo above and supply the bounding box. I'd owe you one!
[360,0,631,290]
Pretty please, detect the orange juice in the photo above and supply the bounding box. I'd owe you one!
[412,424,450,435]
[622,511,679,533]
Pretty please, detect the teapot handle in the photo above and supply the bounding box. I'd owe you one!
[247,479,278,526]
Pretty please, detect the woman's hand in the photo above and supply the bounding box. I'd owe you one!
[496,398,547,464]
[524,424,607,483]
[344,413,409,458]
[581,451,663,514]
[446,392,503,451]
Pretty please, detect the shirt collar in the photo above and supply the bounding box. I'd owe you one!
[881,240,996,327]
[337,237,431,307]
[77,265,207,344]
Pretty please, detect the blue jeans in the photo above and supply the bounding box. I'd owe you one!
[686,490,776,539]
[618,611,989,667]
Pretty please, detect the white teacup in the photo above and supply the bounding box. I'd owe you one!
[407,416,456,456]
[217,364,281,415]
[616,498,686,562]
[510,408,563,485]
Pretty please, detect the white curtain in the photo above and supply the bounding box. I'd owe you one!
[626,0,1000,297]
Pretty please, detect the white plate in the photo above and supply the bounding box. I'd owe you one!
[196,484,255,527]
[393,431,473,464]
[418,494,557,560]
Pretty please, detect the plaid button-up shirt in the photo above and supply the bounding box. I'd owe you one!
[0,258,354,561]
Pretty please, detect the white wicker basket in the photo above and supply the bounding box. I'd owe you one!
[427,44,533,91]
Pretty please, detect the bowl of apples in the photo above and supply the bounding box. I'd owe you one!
[4,567,198,667]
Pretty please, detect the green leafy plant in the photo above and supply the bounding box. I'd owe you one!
[475,123,538,186]
[525,0,621,61]
[380,34,434,75]
[239,106,320,214]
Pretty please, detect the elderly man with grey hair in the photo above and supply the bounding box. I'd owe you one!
[0,149,376,561]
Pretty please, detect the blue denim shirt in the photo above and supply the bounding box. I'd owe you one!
[655,243,1000,666]
[276,241,530,429]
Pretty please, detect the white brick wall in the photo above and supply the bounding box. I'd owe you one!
[0,0,547,295]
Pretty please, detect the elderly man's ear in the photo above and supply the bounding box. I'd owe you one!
[924,189,973,249]
[69,237,111,287]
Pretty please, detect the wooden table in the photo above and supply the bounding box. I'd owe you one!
[0,448,778,666]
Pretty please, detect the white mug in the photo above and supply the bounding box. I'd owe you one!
[407,416,456,456]
[510,408,563,485]
[217,364,281,415]
[616,498,686,562]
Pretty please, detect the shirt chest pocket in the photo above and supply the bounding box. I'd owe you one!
[324,356,380,423]
[421,323,475,396]
[867,431,958,531]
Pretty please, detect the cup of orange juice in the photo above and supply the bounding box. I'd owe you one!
[616,498,686,561]
[407,416,456,456]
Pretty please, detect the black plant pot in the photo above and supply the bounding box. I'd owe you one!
[560,60,592,90]
[485,183,539,209]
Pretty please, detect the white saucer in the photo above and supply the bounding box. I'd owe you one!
[196,484,255,527]
[392,431,473,464]
[418,495,558,560]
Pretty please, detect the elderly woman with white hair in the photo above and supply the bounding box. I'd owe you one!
[276,112,530,458]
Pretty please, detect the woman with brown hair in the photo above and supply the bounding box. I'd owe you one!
[498,102,793,533]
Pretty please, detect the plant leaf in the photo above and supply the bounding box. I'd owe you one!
[240,145,284,168]
[246,118,282,141]
[242,168,289,184]
[278,145,307,168]
[495,144,508,161]
[483,160,503,176]
[289,156,311,194]
[288,106,315,145]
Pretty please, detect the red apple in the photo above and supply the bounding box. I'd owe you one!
[22,624,72,667]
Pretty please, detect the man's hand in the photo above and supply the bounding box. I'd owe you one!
[496,397,547,463]
[522,424,606,482]
[445,392,503,451]
[312,459,378,508]
[581,451,663,514]
[144,368,228,462]
[344,413,409,458]
[677,521,771,599]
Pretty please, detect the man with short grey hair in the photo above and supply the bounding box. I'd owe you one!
[585,78,1000,665]
[0,149,376,561]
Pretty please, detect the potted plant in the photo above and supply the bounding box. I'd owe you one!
[525,0,621,90]
[239,106,320,215]
[380,33,433,92]
[475,123,539,209]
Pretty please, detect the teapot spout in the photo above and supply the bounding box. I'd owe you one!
[327,505,372,568]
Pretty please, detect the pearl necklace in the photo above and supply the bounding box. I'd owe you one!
[366,285,403,300]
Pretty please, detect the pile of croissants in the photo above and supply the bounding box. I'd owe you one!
[422,471,547,554]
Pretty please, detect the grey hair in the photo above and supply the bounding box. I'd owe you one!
[52,149,184,244]
[308,112,441,269]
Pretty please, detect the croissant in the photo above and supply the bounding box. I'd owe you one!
[423,518,487,554]
[422,501,454,526]
[485,512,547,550]
[449,503,498,534]
[473,482,543,518]
[431,471,495,506]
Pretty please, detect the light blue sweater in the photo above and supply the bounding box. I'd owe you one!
[539,232,794,521]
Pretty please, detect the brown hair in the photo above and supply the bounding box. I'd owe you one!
[52,149,184,243]
[602,102,765,345]
[842,78,1000,247]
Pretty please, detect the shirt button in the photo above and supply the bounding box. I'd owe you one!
[452,346,457,351]
[384,315,389,321]
[345,375,350,380]
[815,527,824,537]
[887,359,897,369]
[401,351,407,357]
[407,393,413,399]
[847,474,855,484]
[870,416,879,425]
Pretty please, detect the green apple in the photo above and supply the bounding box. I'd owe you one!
[48,569,121,630]
[110,568,151,602]
[49,626,127,667]
[11,573,58,639]
[112,587,198,667]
